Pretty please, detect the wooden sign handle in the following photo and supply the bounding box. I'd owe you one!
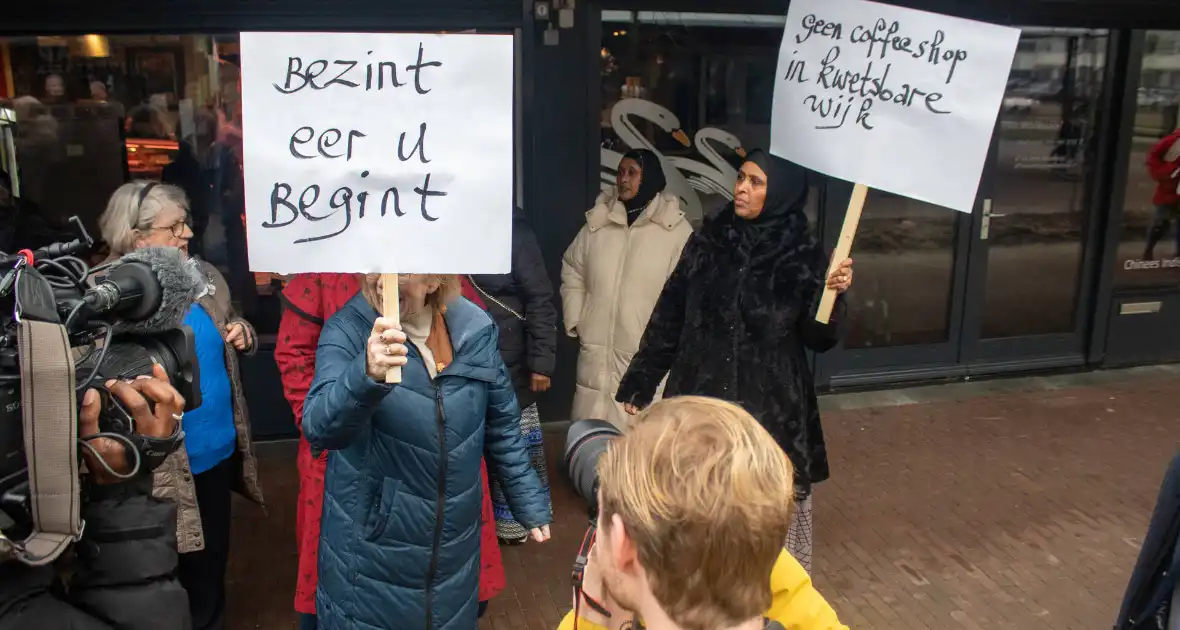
[816,183,868,324]
[382,273,402,384]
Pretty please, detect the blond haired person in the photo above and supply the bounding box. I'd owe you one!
[559,397,848,630]
[98,180,263,630]
[302,274,552,630]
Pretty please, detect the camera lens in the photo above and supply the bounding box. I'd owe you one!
[562,419,622,517]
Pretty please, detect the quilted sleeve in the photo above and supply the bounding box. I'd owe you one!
[302,315,392,451]
[481,329,551,529]
[560,225,591,338]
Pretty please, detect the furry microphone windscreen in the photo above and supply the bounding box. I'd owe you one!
[109,247,208,336]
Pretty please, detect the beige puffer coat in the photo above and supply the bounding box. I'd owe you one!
[560,189,691,428]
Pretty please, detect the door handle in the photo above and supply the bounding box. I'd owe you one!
[981,198,999,240]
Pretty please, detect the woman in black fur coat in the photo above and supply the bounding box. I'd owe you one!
[615,150,853,573]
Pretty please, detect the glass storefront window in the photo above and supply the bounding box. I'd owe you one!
[0,34,273,332]
[1114,30,1180,288]
[599,12,818,227]
[981,28,1107,339]
[843,191,960,349]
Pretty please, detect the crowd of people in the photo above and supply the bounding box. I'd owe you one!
[3,124,859,629]
[261,145,853,629]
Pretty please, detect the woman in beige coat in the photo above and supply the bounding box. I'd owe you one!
[561,149,692,428]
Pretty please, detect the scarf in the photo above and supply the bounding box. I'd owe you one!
[402,305,454,378]
[720,149,827,307]
[619,148,667,225]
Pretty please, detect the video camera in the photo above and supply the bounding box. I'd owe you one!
[0,217,205,560]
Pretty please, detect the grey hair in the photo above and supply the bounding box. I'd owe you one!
[99,180,189,255]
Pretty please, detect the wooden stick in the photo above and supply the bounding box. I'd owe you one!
[382,273,402,384]
[816,183,868,324]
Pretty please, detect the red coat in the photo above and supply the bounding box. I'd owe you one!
[1146,131,1180,206]
[276,274,505,615]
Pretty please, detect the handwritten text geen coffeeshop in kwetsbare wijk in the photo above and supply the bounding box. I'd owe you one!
[784,15,970,131]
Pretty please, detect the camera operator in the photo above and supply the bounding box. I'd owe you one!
[0,364,191,630]
[560,397,848,630]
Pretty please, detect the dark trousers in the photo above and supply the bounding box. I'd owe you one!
[299,613,318,630]
[178,455,235,630]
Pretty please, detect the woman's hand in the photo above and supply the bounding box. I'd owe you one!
[826,258,854,294]
[366,317,409,382]
[530,373,552,393]
[80,363,185,485]
[529,524,551,543]
[624,403,641,416]
[225,321,251,351]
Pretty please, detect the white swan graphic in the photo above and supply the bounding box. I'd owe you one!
[600,99,703,224]
[670,128,746,201]
[601,99,749,221]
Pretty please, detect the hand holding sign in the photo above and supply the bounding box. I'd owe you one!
[770,0,1020,321]
[367,316,409,382]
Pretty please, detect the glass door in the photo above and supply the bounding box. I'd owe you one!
[960,28,1110,369]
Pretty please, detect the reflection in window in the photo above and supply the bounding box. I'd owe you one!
[0,34,276,332]
[843,190,959,349]
[600,15,782,225]
[982,29,1107,339]
[1115,30,1180,289]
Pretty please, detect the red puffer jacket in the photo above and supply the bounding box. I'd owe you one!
[276,274,505,615]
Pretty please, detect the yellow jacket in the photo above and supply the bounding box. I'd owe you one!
[557,549,848,630]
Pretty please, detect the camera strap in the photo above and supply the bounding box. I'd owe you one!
[15,319,83,566]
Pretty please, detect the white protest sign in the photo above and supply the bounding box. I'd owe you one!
[240,32,514,274]
[770,0,1020,212]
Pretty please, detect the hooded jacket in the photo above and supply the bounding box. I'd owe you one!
[303,294,550,630]
[616,151,844,494]
[560,188,691,428]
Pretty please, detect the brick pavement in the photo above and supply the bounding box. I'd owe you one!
[227,376,1179,629]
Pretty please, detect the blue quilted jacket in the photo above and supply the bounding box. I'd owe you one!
[304,294,552,630]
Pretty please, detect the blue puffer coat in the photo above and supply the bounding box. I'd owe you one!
[304,294,552,630]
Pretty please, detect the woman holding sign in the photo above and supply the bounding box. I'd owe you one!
[302,274,552,630]
[615,150,853,573]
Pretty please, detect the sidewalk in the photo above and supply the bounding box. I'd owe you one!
[227,368,1180,629]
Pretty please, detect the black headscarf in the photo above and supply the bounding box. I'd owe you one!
[725,149,827,303]
[619,148,667,225]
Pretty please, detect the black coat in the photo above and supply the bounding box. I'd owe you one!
[616,210,845,494]
[0,477,191,630]
[1114,451,1180,630]
[469,210,558,409]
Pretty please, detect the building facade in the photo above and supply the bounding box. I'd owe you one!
[2,0,1178,435]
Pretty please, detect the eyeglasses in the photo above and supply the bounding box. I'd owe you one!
[150,217,192,238]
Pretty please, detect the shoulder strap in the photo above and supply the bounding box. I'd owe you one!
[279,290,325,327]
[13,319,83,566]
[763,619,785,630]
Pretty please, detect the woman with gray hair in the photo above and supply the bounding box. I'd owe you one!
[99,180,264,630]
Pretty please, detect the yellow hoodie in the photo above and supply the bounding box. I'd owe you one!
[556,549,849,630]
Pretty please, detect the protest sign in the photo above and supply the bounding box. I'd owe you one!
[240,32,514,276]
[769,0,1020,320]
[241,32,514,381]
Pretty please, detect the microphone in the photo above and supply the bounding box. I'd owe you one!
[84,247,208,335]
